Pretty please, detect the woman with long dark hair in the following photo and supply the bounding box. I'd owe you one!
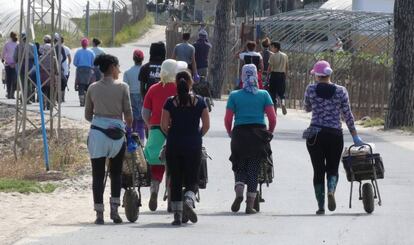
[304,60,364,215]
[85,54,133,224]
[161,71,210,225]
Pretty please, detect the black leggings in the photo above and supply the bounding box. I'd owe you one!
[234,159,260,193]
[166,148,201,202]
[5,66,17,98]
[268,72,286,103]
[306,131,344,186]
[91,143,126,204]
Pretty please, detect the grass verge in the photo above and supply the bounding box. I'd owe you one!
[72,13,154,47]
[0,104,89,193]
[359,117,385,128]
[114,14,154,46]
[0,179,57,193]
[401,126,414,133]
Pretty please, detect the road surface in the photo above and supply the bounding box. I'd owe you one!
[2,26,414,245]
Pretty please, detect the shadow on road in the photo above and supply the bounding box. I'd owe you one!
[271,213,369,217]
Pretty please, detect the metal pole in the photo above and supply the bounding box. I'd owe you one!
[33,45,50,171]
[156,1,159,24]
[57,0,62,133]
[50,0,55,136]
[112,1,116,47]
[98,2,101,38]
[86,1,90,37]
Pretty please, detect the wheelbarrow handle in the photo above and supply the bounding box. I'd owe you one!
[347,143,374,156]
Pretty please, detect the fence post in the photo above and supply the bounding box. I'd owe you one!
[111,1,116,47]
[85,1,90,37]
[156,2,159,24]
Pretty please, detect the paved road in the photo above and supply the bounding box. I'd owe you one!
[5,26,414,245]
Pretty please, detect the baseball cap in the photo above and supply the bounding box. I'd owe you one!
[133,49,144,59]
[310,60,333,76]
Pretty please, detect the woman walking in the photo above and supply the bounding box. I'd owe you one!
[85,54,133,224]
[225,64,276,214]
[142,59,179,212]
[74,38,95,106]
[161,71,210,225]
[123,49,145,141]
[304,60,365,215]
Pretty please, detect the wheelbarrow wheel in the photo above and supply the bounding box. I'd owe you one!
[362,183,375,214]
[124,189,140,222]
[254,192,260,212]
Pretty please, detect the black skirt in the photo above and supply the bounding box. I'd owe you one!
[229,124,273,172]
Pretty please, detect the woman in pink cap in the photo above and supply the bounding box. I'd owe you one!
[74,38,95,106]
[304,60,365,215]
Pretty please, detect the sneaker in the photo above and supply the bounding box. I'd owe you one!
[231,196,243,212]
[327,192,336,211]
[245,206,257,214]
[183,199,197,223]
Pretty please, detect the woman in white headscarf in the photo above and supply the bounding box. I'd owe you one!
[224,64,277,214]
[142,59,181,212]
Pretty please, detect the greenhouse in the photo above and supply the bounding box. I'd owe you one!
[259,8,393,118]
[0,0,129,37]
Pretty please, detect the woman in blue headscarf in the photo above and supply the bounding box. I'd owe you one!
[224,64,277,214]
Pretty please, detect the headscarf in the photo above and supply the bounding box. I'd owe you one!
[241,64,259,94]
[81,38,89,48]
[160,59,178,84]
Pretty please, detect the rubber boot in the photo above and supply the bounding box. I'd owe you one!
[94,203,104,225]
[231,183,244,212]
[314,184,325,215]
[327,176,338,211]
[245,192,257,214]
[79,95,85,107]
[184,191,197,223]
[171,201,183,226]
[110,197,123,224]
[149,180,160,211]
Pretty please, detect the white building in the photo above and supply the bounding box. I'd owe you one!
[321,0,394,13]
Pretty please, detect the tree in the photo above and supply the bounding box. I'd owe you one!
[210,0,234,98]
[269,0,278,15]
[385,0,414,129]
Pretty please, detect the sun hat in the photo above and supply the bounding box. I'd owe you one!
[133,49,144,59]
[160,59,178,84]
[310,60,333,76]
[176,61,188,73]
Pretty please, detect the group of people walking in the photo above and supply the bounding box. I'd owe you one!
[1,32,71,107]
[84,30,365,226]
[237,38,289,115]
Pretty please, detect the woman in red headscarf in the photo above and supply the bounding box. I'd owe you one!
[74,38,96,106]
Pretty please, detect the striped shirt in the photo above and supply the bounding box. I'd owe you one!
[304,82,356,132]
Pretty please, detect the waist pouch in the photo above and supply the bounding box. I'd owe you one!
[91,125,125,140]
[302,126,321,139]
